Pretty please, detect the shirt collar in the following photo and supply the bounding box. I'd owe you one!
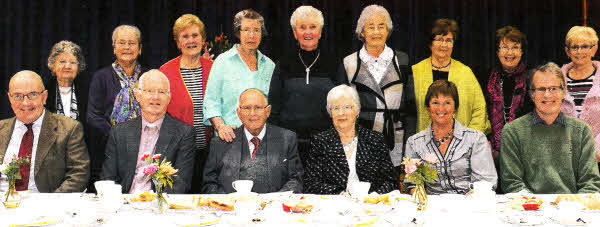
[231,44,265,63]
[530,111,567,127]
[359,45,393,63]
[142,115,165,131]
[16,109,45,130]
[244,124,266,142]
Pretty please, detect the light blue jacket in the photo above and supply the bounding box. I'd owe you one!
[203,44,275,127]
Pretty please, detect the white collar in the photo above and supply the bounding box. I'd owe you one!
[359,45,393,63]
[244,124,266,142]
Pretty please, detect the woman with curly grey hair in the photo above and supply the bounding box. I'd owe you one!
[204,9,275,143]
[268,5,344,165]
[339,5,416,172]
[46,40,89,124]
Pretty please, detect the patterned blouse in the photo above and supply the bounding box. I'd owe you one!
[304,125,396,194]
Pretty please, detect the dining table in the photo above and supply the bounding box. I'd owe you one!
[0,191,598,226]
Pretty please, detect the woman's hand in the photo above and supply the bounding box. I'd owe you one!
[210,117,236,143]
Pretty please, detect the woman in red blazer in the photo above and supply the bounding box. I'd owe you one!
[159,14,213,193]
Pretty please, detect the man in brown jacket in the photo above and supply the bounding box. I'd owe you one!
[0,70,89,192]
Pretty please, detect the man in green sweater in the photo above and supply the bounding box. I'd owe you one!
[499,62,600,194]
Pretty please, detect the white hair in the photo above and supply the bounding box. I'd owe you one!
[326,84,361,115]
[137,69,170,93]
[112,25,142,46]
[290,6,324,30]
[355,4,393,42]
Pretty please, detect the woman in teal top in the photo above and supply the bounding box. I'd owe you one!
[204,9,275,143]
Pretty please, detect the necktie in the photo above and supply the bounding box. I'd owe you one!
[250,137,260,159]
[16,124,33,191]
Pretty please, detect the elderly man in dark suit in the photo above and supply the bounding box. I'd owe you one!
[202,89,303,194]
[0,70,89,192]
[102,70,195,194]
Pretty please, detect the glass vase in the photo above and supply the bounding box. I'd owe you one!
[152,179,168,214]
[412,183,428,211]
[2,180,22,209]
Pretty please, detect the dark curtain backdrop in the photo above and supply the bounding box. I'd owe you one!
[1,0,595,119]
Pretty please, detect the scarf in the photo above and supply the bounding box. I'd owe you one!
[56,85,78,119]
[487,63,527,151]
[109,62,142,125]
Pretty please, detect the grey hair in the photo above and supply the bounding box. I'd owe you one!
[237,88,268,108]
[112,25,142,47]
[47,40,86,74]
[355,4,393,42]
[290,6,324,30]
[326,84,361,115]
[233,9,268,38]
[136,69,170,93]
[528,62,566,98]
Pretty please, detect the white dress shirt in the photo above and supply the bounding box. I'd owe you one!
[359,45,394,84]
[1,111,46,193]
[244,125,266,157]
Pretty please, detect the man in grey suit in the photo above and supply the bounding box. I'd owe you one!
[102,70,195,194]
[202,89,303,194]
[0,70,89,193]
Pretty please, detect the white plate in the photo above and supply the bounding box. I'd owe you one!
[229,192,259,197]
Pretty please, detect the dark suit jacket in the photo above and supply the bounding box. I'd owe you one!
[101,114,195,194]
[202,124,303,194]
[0,111,90,192]
[304,124,396,194]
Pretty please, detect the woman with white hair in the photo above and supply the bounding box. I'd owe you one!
[46,40,89,124]
[268,5,344,165]
[304,84,396,194]
[339,4,416,170]
[204,9,275,143]
[87,24,148,192]
[561,26,600,163]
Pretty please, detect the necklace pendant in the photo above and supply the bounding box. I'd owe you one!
[306,68,310,84]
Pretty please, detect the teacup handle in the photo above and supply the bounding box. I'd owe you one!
[232,181,239,191]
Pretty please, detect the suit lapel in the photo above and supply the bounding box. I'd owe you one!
[125,118,142,181]
[0,118,17,163]
[154,116,175,157]
[35,112,58,175]
[224,127,244,184]
[264,125,279,176]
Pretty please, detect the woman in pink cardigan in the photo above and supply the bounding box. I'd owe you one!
[560,26,600,164]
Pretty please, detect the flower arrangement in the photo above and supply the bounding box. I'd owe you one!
[202,33,234,60]
[401,154,438,210]
[141,153,178,213]
[1,155,30,208]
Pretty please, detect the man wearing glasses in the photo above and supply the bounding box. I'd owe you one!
[0,70,89,192]
[499,63,600,194]
[202,88,303,193]
[102,70,195,194]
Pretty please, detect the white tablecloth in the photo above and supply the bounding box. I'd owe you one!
[0,192,597,226]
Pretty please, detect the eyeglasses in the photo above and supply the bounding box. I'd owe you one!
[8,91,46,101]
[239,105,268,113]
[115,41,139,48]
[568,44,595,52]
[330,104,354,112]
[531,86,563,94]
[140,89,169,96]
[241,28,261,35]
[433,38,454,45]
[499,46,522,53]
[364,25,386,32]
[57,60,78,67]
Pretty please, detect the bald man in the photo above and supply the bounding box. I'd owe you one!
[202,89,303,194]
[102,70,195,194]
[0,70,89,192]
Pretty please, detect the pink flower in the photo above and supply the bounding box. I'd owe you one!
[141,153,150,161]
[143,164,159,176]
[423,153,439,164]
[152,154,162,160]
[404,158,422,175]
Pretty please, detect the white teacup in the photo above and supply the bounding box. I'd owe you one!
[469,181,493,194]
[101,184,122,212]
[351,181,371,199]
[232,180,253,193]
[94,180,115,198]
